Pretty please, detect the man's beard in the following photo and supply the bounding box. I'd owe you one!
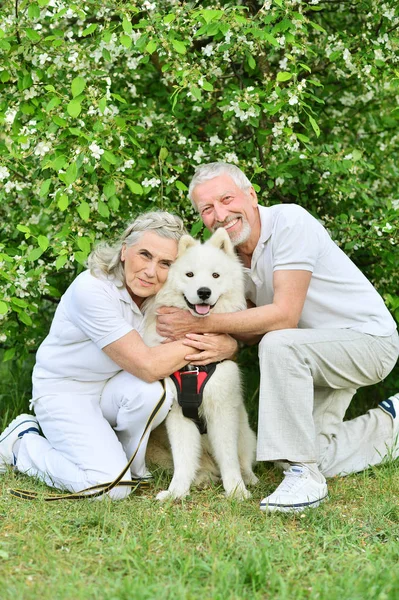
[213,215,251,247]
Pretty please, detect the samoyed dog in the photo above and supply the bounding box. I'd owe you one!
[143,228,258,501]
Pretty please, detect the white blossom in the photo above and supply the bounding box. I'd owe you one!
[5,108,17,125]
[142,177,161,188]
[209,135,222,147]
[0,166,10,181]
[34,141,52,156]
[89,142,104,160]
[224,152,239,164]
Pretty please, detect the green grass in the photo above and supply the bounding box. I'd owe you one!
[1,462,399,600]
[1,355,399,599]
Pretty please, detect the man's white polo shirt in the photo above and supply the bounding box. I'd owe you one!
[245,204,396,336]
[32,270,144,395]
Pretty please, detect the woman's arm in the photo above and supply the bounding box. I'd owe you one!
[102,330,238,383]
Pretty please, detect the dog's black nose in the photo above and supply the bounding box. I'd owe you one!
[197,287,211,301]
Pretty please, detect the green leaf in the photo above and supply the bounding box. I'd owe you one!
[164,14,176,24]
[202,81,214,91]
[103,180,116,199]
[71,76,86,98]
[308,115,320,137]
[39,178,52,197]
[74,251,88,265]
[122,18,132,34]
[125,179,143,195]
[53,115,67,127]
[64,162,78,185]
[2,348,16,362]
[45,96,61,112]
[51,155,67,171]
[67,99,81,118]
[190,221,203,236]
[25,28,41,42]
[57,194,69,211]
[19,312,33,326]
[190,85,202,101]
[120,34,132,49]
[77,202,90,222]
[159,147,168,161]
[98,200,110,218]
[146,40,157,54]
[27,247,44,262]
[309,20,327,34]
[28,3,41,19]
[11,297,28,308]
[77,236,91,253]
[17,225,31,234]
[82,23,97,37]
[38,235,49,251]
[98,97,107,114]
[277,72,293,82]
[172,39,186,54]
[175,180,188,191]
[56,254,68,270]
[0,301,8,315]
[201,9,223,23]
[103,151,118,164]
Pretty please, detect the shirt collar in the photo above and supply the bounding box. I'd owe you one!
[109,274,143,315]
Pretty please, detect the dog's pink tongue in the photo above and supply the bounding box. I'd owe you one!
[195,304,210,315]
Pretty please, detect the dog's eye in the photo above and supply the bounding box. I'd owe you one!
[212,273,220,279]
[186,272,194,278]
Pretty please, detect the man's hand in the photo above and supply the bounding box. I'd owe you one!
[183,333,238,366]
[156,307,205,340]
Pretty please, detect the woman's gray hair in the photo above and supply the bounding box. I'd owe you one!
[188,162,252,207]
[88,210,186,284]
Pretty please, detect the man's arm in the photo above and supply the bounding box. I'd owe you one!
[157,270,312,340]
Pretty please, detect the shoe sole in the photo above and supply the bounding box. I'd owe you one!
[260,494,328,513]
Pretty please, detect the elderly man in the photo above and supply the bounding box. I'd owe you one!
[158,162,399,513]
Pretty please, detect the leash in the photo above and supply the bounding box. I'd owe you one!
[8,380,167,502]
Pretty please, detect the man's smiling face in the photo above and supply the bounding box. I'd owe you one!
[192,173,259,247]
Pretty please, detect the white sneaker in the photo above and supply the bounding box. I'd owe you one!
[0,414,40,473]
[260,465,328,513]
[379,394,399,459]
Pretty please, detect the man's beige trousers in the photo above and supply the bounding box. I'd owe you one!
[256,328,399,476]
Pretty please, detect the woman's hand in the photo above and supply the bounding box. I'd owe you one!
[182,333,238,366]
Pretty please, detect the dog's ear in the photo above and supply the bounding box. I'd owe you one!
[207,228,235,257]
[177,234,198,257]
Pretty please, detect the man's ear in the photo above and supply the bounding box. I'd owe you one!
[207,227,235,257]
[178,235,199,257]
[249,186,258,207]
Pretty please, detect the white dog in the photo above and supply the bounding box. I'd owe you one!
[143,228,258,500]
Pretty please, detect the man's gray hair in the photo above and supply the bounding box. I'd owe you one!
[188,162,252,207]
[88,211,186,285]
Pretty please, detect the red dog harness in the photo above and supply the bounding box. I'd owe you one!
[170,364,217,434]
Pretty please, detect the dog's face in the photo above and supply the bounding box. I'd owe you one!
[166,228,243,317]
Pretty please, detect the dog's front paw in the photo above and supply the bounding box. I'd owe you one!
[156,488,189,501]
[243,471,259,486]
[156,490,173,501]
[225,482,251,500]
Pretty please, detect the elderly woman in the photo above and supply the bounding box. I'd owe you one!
[0,211,237,499]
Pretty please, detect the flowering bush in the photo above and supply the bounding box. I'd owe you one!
[0,0,398,390]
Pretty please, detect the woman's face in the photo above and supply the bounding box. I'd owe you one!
[121,231,178,306]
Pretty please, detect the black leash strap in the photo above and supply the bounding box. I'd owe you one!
[9,380,167,501]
